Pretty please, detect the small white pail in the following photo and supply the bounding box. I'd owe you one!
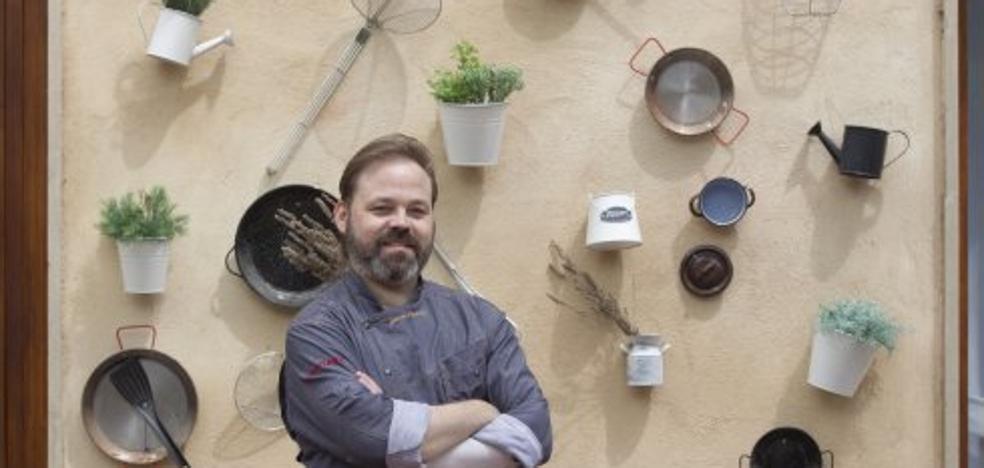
[807,330,878,397]
[586,192,642,251]
[438,102,508,166]
[621,334,669,387]
[117,239,170,294]
[138,6,234,66]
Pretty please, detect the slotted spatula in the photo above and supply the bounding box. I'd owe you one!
[110,357,191,467]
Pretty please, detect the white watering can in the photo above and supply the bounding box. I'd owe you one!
[138,3,233,66]
[620,334,670,387]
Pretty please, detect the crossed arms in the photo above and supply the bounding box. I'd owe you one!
[283,307,552,468]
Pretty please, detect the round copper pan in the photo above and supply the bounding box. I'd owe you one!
[644,47,735,137]
[81,348,198,464]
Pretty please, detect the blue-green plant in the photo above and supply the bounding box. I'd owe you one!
[98,186,189,241]
[164,0,212,16]
[428,41,525,104]
[818,299,900,351]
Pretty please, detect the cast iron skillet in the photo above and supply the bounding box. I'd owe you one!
[740,427,833,468]
[225,185,341,308]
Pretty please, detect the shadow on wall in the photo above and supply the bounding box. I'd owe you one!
[311,30,408,163]
[426,123,485,267]
[213,414,286,461]
[629,101,720,181]
[770,344,880,462]
[545,234,652,464]
[741,0,830,98]
[502,0,587,41]
[211,267,296,352]
[786,137,882,281]
[114,58,227,169]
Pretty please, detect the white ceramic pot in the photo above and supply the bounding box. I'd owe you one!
[117,239,170,294]
[621,334,669,387]
[438,102,507,166]
[807,330,878,397]
[586,192,643,251]
[139,6,234,66]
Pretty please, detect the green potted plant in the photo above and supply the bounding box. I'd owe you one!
[139,0,234,66]
[428,40,524,166]
[98,186,189,294]
[807,299,900,397]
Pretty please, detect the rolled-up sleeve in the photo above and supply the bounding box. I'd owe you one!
[471,301,553,467]
[284,312,431,467]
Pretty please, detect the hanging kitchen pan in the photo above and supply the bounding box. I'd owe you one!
[739,426,834,468]
[81,325,198,465]
[629,37,750,145]
[225,185,343,308]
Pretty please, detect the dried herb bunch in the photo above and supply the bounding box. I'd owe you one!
[275,193,345,282]
[547,241,638,336]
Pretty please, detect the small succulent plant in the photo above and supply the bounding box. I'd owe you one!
[818,299,900,351]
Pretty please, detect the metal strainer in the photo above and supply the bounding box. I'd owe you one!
[234,351,286,431]
[266,0,443,174]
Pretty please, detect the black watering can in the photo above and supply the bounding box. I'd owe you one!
[808,122,910,179]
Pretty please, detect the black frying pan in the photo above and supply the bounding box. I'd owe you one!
[740,427,834,468]
[225,185,341,308]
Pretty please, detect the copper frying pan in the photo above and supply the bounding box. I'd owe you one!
[81,326,198,464]
[629,37,750,145]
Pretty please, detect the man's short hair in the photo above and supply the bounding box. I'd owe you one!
[339,133,439,205]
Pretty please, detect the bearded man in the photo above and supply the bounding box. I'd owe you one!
[281,134,552,468]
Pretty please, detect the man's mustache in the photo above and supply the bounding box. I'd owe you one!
[373,228,420,254]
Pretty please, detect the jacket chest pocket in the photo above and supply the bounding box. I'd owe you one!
[439,342,488,401]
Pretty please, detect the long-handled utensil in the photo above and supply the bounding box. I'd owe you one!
[110,357,191,468]
[266,0,442,175]
[433,242,520,336]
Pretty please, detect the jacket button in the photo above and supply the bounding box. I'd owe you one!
[384,368,392,376]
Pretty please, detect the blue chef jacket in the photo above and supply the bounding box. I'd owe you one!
[282,271,553,467]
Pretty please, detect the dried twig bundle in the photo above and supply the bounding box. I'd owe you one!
[547,241,638,336]
[275,193,345,282]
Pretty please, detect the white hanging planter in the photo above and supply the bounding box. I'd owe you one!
[620,334,669,387]
[438,102,508,166]
[138,6,234,66]
[807,330,878,397]
[117,239,171,294]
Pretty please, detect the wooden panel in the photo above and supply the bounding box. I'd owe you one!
[0,0,7,463]
[1,0,47,465]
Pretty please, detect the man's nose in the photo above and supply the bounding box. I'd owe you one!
[387,209,410,229]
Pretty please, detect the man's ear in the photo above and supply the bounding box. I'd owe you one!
[333,201,349,235]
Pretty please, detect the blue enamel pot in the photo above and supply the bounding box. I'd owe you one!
[689,177,755,227]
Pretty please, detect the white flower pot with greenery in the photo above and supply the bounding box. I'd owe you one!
[429,41,524,166]
[807,299,900,397]
[138,0,233,66]
[99,186,189,294]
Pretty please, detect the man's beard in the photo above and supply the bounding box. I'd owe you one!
[344,222,433,287]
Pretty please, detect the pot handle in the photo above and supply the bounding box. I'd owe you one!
[882,130,910,169]
[745,187,756,208]
[225,246,243,278]
[116,325,157,350]
[713,107,751,146]
[822,449,835,468]
[629,37,667,77]
[689,195,704,217]
[738,453,750,468]
[136,0,157,45]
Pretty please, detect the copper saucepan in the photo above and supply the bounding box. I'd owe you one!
[629,37,750,145]
[81,325,198,465]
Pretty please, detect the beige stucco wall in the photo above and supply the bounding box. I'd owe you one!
[59,0,943,467]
